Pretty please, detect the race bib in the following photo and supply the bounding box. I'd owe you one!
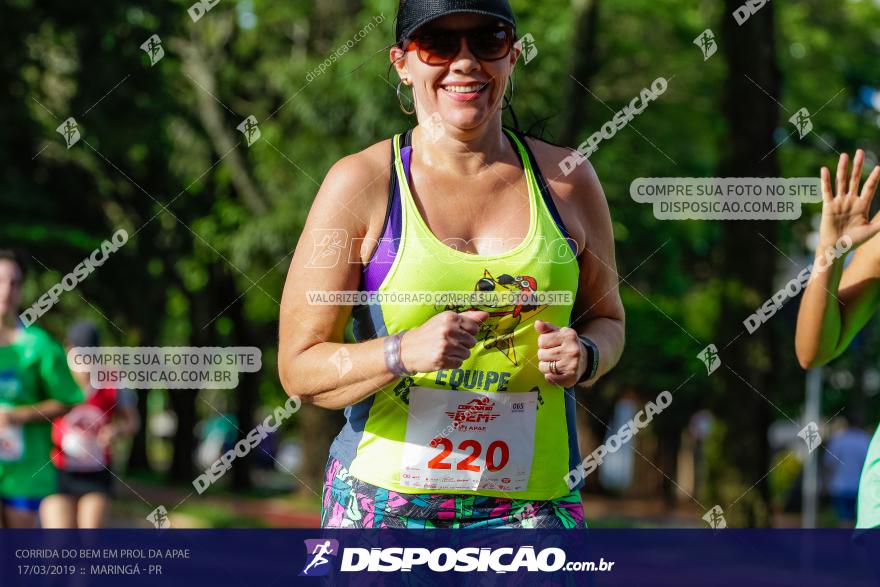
[61,432,107,472]
[0,424,24,463]
[400,387,537,492]
[60,405,109,472]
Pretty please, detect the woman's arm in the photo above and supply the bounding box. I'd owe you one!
[796,151,880,368]
[569,160,625,385]
[531,141,625,388]
[98,391,141,446]
[0,400,72,426]
[278,148,399,410]
[278,146,486,409]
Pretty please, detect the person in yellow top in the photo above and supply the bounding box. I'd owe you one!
[279,0,624,528]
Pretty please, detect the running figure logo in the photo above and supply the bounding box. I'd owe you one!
[514,33,538,64]
[789,108,813,139]
[702,505,727,529]
[237,115,261,146]
[305,229,346,268]
[56,117,81,149]
[299,539,339,577]
[445,269,547,366]
[693,29,717,61]
[140,34,165,66]
[798,421,822,453]
[697,344,720,375]
[146,505,172,529]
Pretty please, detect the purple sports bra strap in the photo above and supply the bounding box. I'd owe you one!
[361,129,413,292]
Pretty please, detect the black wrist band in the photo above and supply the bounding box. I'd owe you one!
[577,335,599,383]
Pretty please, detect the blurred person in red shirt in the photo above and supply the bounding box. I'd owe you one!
[40,320,139,528]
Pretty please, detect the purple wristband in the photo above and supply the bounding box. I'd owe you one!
[384,330,413,377]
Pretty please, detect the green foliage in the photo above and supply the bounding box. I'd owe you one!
[2,0,879,523]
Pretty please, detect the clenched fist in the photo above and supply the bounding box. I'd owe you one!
[535,320,587,387]
[400,310,489,373]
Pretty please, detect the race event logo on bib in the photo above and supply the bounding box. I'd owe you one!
[446,396,501,428]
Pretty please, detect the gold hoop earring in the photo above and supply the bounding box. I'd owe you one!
[397,81,415,115]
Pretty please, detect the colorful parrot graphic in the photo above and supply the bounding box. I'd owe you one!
[444,269,548,366]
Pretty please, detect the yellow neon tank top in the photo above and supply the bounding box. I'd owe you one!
[333,127,583,500]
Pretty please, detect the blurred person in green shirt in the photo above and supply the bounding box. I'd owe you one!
[0,249,83,528]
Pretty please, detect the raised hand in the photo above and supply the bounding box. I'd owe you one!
[818,150,880,252]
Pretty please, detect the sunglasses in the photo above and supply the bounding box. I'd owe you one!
[404,26,515,66]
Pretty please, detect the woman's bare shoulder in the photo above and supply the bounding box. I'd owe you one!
[523,135,603,203]
[310,138,394,228]
[523,134,608,253]
[320,139,392,203]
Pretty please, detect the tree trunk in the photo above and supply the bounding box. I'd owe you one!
[228,279,259,492]
[712,0,781,526]
[559,0,601,146]
[125,308,165,475]
[166,268,220,484]
[126,390,151,474]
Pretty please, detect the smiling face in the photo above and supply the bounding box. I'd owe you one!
[0,259,23,320]
[391,14,520,132]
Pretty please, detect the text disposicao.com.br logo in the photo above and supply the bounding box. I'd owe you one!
[298,539,615,575]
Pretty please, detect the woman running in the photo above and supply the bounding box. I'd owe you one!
[796,149,880,528]
[279,0,624,528]
[0,250,84,528]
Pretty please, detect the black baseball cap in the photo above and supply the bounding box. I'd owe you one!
[395,0,517,45]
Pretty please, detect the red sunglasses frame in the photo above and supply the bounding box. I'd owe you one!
[403,26,516,66]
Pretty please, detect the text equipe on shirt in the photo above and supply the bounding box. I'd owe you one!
[433,369,511,393]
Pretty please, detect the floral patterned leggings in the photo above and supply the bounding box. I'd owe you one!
[321,456,587,529]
